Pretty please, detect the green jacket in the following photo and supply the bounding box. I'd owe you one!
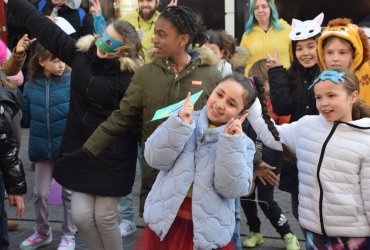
[123,10,160,63]
[84,46,222,156]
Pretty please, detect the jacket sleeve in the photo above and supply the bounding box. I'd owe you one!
[361,153,370,224]
[248,98,301,153]
[268,66,295,116]
[0,87,22,134]
[214,133,255,198]
[83,70,143,156]
[0,133,27,195]
[144,115,195,171]
[3,49,26,76]
[247,98,283,151]
[7,0,77,66]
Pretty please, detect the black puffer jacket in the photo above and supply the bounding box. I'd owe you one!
[268,65,319,193]
[0,86,26,195]
[7,0,141,196]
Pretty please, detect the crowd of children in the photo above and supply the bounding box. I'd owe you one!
[1,0,370,249]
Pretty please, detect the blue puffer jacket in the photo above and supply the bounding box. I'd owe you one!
[144,107,255,249]
[21,73,70,161]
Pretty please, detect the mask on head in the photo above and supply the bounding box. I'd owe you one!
[289,13,324,41]
[308,69,345,90]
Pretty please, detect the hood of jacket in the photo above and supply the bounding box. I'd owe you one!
[75,34,141,73]
[146,45,219,67]
[230,46,251,71]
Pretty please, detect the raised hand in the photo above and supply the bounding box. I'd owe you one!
[179,92,193,124]
[15,34,36,54]
[224,111,248,135]
[167,0,178,7]
[89,0,102,16]
[255,162,279,186]
[266,48,281,69]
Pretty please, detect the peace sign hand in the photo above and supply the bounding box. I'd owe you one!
[266,48,281,69]
[224,111,248,135]
[179,92,193,124]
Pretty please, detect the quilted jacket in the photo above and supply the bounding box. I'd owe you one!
[248,99,370,237]
[21,73,70,161]
[144,107,255,249]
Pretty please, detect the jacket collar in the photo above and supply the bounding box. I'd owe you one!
[148,45,219,67]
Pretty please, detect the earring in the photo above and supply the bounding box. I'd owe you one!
[180,43,183,48]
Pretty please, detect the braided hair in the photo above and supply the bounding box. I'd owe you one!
[251,74,297,162]
[159,6,208,48]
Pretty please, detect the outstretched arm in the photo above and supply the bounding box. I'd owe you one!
[6,0,78,66]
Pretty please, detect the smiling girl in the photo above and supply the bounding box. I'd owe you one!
[138,73,265,249]
[265,14,323,224]
[247,68,370,250]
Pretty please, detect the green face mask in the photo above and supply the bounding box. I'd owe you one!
[95,30,125,53]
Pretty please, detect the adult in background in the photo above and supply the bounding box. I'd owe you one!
[240,0,292,74]
[5,0,143,249]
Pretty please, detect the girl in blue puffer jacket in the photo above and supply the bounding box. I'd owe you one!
[20,43,75,250]
[139,73,274,250]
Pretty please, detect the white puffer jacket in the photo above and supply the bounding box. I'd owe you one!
[248,99,370,237]
[144,107,254,249]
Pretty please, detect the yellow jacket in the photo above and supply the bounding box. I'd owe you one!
[240,19,292,74]
[122,10,160,63]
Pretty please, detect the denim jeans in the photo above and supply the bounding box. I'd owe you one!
[0,174,9,250]
[118,194,135,222]
[232,198,242,250]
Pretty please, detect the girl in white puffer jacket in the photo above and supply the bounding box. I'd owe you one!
[247,68,370,250]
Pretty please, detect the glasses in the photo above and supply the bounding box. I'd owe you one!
[308,69,346,91]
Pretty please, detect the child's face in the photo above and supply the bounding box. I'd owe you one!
[152,17,188,59]
[295,39,318,68]
[206,79,246,125]
[314,80,357,122]
[40,57,65,78]
[323,37,354,70]
[204,42,223,61]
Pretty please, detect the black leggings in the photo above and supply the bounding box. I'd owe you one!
[240,177,292,238]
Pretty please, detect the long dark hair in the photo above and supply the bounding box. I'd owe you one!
[28,43,65,81]
[288,38,321,103]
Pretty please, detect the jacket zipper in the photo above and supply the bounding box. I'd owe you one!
[316,121,339,236]
[45,79,52,159]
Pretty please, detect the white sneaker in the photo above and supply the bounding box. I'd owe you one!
[20,230,52,250]
[119,219,137,237]
[57,235,75,250]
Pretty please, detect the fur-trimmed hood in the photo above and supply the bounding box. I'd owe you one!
[75,34,142,73]
[230,46,251,71]
[146,45,219,66]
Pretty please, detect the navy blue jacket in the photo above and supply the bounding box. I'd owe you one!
[21,73,70,161]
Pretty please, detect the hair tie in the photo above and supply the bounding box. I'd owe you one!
[248,76,255,87]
